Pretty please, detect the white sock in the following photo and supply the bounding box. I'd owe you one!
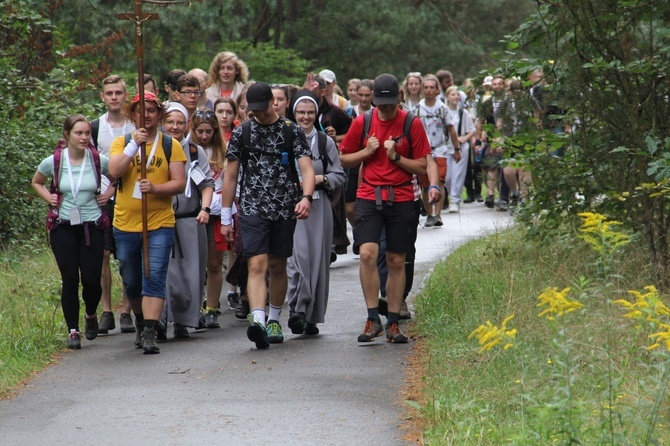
[268,304,282,322]
[251,308,266,327]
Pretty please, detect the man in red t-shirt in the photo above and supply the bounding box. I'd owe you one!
[339,73,431,344]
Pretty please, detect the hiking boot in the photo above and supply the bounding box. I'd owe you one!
[205,311,220,329]
[424,215,436,227]
[66,330,81,350]
[266,319,284,344]
[156,321,167,341]
[227,292,240,310]
[378,297,388,317]
[399,300,412,320]
[235,298,250,320]
[305,323,319,336]
[142,328,160,354]
[98,311,115,334]
[484,195,495,208]
[434,215,443,227]
[357,318,383,342]
[119,313,136,333]
[288,311,306,335]
[246,315,270,349]
[174,323,189,338]
[386,322,409,343]
[134,324,143,348]
[84,315,99,341]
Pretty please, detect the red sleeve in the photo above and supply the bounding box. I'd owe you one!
[339,114,365,154]
[410,116,431,159]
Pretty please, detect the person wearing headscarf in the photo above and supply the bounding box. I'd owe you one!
[285,90,346,336]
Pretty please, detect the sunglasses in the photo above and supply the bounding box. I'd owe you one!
[194,109,216,120]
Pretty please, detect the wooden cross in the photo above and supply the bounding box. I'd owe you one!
[118,1,158,277]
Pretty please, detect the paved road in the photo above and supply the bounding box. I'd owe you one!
[0,203,511,446]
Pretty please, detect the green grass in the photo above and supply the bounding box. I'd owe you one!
[0,243,122,398]
[411,226,669,445]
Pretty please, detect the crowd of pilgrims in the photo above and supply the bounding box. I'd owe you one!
[33,50,560,353]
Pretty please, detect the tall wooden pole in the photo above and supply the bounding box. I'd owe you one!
[119,1,157,277]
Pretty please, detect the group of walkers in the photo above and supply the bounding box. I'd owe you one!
[33,50,551,354]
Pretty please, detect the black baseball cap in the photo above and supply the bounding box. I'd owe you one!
[373,74,400,105]
[246,82,273,111]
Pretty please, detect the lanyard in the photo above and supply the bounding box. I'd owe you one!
[103,112,128,138]
[145,132,160,169]
[64,149,87,202]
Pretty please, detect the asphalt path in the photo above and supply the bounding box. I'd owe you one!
[0,202,511,445]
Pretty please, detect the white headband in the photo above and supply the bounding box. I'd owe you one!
[292,96,319,116]
[164,101,189,123]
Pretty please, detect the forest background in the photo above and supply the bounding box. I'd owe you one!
[0,0,534,247]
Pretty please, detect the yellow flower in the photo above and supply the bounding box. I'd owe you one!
[536,287,583,320]
[613,285,669,324]
[577,212,631,255]
[469,314,517,353]
[648,324,670,351]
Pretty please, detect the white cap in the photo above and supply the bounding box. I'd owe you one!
[483,76,493,87]
[319,69,336,83]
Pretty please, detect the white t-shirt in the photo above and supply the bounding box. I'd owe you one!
[94,112,135,193]
[414,99,452,158]
[446,107,475,153]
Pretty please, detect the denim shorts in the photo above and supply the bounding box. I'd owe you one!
[113,227,174,299]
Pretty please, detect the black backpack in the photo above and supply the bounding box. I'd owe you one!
[359,109,417,156]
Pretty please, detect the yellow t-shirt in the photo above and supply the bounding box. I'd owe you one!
[110,132,187,232]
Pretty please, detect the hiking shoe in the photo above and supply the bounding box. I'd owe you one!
[288,311,306,334]
[484,195,495,208]
[305,323,319,336]
[510,192,520,207]
[134,324,143,348]
[434,215,443,227]
[246,315,270,349]
[399,301,412,320]
[98,311,115,334]
[205,311,220,329]
[386,322,408,343]
[174,323,189,338]
[235,298,250,320]
[84,315,99,341]
[66,330,81,350]
[156,321,167,341]
[142,328,160,354]
[378,297,388,317]
[119,313,136,333]
[266,319,284,344]
[357,319,383,342]
[227,292,240,310]
[424,215,436,227]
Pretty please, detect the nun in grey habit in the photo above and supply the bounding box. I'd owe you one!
[162,103,214,334]
[286,90,346,334]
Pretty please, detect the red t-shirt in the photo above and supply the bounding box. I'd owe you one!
[340,108,431,202]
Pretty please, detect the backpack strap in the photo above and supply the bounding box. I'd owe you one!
[91,118,100,150]
[317,131,330,174]
[458,108,464,137]
[359,110,373,149]
[88,146,102,194]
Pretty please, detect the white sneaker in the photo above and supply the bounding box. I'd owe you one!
[448,203,460,213]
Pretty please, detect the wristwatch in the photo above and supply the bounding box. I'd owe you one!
[392,153,401,162]
[322,175,329,185]
[201,207,211,214]
[300,194,313,203]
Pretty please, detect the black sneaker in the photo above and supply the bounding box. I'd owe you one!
[378,297,388,317]
[174,323,189,338]
[246,316,270,349]
[84,315,99,341]
[156,321,167,341]
[227,292,240,310]
[357,318,383,342]
[119,313,136,333]
[288,311,306,334]
[235,298,250,320]
[98,311,115,334]
[205,311,220,329]
[67,330,81,349]
[386,322,409,343]
[305,323,319,336]
[463,195,475,204]
[484,195,495,208]
[142,328,160,354]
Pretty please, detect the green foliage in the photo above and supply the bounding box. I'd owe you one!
[225,40,313,85]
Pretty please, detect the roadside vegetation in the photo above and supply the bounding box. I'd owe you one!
[409,217,670,444]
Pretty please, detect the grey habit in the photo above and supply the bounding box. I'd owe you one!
[164,141,215,328]
[287,128,345,324]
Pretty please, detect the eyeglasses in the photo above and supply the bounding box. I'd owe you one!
[180,90,202,97]
[295,110,316,117]
[194,110,216,120]
[165,119,186,127]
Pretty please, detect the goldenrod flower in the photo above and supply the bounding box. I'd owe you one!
[577,212,631,255]
[648,324,670,351]
[536,287,583,320]
[613,285,669,324]
[469,314,517,353]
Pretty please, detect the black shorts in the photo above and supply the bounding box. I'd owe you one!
[353,199,417,254]
[344,167,360,203]
[239,214,297,258]
[102,200,116,254]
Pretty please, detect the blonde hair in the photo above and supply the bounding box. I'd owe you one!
[207,51,249,87]
[192,111,226,172]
